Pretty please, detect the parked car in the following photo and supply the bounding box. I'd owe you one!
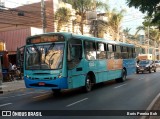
[155,60,160,67]
[136,60,156,74]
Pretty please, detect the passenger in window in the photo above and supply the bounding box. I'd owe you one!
[87,51,96,60]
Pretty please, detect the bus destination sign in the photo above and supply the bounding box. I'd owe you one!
[26,35,64,44]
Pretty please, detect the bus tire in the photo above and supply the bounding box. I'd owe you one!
[121,69,127,82]
[84,75,92,92]
[116,69,126,82]
[52,89,61,96]
[149,67,152,73]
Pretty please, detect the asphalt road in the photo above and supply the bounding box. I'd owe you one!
[0,69,160,119]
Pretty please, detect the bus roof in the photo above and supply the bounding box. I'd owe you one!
[27,32,135,47]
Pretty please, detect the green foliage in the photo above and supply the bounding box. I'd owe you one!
[62,0,109,34]
[126,0,159,15]
[126,0,160,28]
[106,9,126,32]
[55,7,71,32]
[55,7,71,22]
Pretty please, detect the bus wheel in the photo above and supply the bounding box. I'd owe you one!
[149,68,152,73]
[84,75,92,92]
[52,89,61,96]
[116,69,126,82]
[121,69,127,82]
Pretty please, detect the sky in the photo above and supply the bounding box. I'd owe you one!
[2,0,145,35]
[107,0,145,35]
[3,0,40,8]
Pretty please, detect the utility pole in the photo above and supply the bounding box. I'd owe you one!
[41,0,46,33]
[147,26,150,54]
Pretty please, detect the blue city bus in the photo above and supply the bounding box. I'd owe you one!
[18,32,136,93]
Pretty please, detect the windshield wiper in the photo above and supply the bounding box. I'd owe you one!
[45,43,55,56]
[48,43,55,50]
[33,44,41,67]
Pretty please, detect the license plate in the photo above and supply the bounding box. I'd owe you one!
[38,82,45,86]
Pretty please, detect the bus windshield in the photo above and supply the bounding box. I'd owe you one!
[26,43,64,70]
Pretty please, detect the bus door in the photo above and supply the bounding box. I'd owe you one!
[67,38,85,88]
[17,46,25,74]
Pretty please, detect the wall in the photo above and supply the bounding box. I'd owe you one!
[0,28,31,53]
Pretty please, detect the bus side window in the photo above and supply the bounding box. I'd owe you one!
[132,48,136,58]
[107,44,114,59]
[128,47,132,58]
[84,41,96,60]
[67,38,82,69]
[114,45,121,59]
[96,42,106,59]
[121,46,128,59]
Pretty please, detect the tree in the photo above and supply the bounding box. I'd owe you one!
[89,9,125,39]
[123,27,131,38]
[62,0,109,35]
[55,7,71,32]
[135,26,145,37]
[126,0,160,30]
[142,16,160,43]
[90,19,108,38]
[106,9,126,41]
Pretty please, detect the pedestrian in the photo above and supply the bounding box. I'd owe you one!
[12,64,17,70]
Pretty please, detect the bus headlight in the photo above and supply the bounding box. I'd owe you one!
[58,75,62,78]
[58,73,62,78]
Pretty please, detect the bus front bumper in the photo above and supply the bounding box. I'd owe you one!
[24,77,68,90]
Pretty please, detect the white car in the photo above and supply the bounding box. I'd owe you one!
[155,60,160,67]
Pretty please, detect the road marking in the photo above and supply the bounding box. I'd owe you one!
[0,85,6,88]
[33,93,50,99]
[140,93,160,119]
[114,84,126,89]
[0,103,12,107]
[0,97,8,99]
[139,78,144,80]
[9,92,35,98]
[66,98,88,107]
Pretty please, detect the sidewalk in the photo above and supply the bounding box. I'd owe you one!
[0,80,25,93]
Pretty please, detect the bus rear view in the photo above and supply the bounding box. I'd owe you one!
[23,33,68,93]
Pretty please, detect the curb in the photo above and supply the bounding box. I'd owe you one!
[140,93,160,119]
[0,88,26,94]
[0,80,25,94]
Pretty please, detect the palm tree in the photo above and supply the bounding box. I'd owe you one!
[62,0,109,35]
[123,27,131,38]
[105,9,126,41]
[135,26,145,37]
[135,25,160,47]
[89,19,108,38]
[55,7,71,32]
